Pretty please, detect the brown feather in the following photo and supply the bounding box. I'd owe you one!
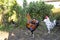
[26,13,39,32]
[26,13,31,21]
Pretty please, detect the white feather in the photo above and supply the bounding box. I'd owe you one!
[43,17,56,33]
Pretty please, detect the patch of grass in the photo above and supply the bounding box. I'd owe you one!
[0,25,16,32]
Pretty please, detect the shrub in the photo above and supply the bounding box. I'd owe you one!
[26,1,53,20]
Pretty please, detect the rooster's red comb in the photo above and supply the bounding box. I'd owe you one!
[45,16,48,19]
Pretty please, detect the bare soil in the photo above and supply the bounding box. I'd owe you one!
[0,26,60,40]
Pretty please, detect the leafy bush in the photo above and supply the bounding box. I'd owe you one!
[27,1,53,20]
[0,0,54,31]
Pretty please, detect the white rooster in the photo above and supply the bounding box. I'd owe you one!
[43,16,56,33]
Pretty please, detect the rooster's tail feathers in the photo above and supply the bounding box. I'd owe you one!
[26,13,32,21]
[53,20,56,25]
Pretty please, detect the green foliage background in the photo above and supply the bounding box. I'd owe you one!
[0,0,59,31]
[26,2,53,20]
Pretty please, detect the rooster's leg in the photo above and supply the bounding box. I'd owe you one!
[32,33,34,38]
[25,30,31,35]
[48,28,50,33]
[31,31,34,38]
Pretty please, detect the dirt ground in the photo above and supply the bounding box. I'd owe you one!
[0,26,60,40]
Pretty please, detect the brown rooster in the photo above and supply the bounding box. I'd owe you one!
[26,13,39,38]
